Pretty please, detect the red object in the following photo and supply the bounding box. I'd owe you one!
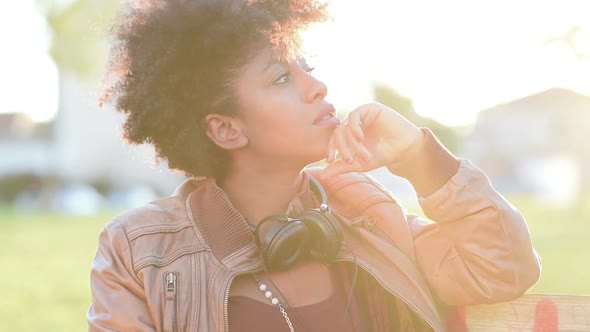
[446,306,468,332]
[533,298,558,332]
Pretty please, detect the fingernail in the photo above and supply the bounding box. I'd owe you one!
[326,149,332,160]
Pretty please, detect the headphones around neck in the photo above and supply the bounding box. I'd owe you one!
[253,176,343,271]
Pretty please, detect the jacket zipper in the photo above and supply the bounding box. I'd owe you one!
[223,273,250,332]
[224,276,232,332]
[224,266,264,332]
[338,255,441,331]
[164,272,178,332]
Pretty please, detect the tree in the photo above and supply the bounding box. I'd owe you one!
[373,83,460,153]
[36,0,119,79]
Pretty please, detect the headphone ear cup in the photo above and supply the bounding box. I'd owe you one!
[262,219,309,271]
[300,209,343,262]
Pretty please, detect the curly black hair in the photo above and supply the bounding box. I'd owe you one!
[99,0,330,179]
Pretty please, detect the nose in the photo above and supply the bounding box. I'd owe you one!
[301,70,328,103]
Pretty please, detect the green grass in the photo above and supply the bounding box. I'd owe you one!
[0,210,115,332]
[0,196,588,331]
[508,195,590,295]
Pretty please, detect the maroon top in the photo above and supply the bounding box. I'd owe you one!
[228,263,379,332]
[227,260,435,331]
[229,292,360,332]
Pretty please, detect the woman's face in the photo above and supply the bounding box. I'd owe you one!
[231,47,340,167]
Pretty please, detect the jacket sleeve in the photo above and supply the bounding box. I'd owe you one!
[87,221,156,331]
[388,128,542,306]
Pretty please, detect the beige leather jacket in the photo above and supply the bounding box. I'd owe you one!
[87,131,541,332]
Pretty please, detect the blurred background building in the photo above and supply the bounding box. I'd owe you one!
[463,88,590,204]
[0,72,185,214]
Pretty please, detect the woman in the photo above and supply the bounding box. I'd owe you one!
[88,0,541,331]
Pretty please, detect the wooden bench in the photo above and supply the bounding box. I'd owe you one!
[448,294,590,331]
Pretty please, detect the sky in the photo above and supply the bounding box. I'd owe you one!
[307,0,590,125]
[1,0,589,126]
[0,1,58,122]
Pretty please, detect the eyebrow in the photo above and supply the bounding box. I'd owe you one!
[263,55,309,73]
[264,60,280,73]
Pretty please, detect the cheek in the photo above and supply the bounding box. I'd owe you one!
[239,92,328,154]
[244,98,300,136]
[241,110,295,149]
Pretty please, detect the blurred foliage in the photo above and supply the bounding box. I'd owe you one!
[35,0,119,79]
[544,25,590,60]
[373,83,461,153]
[0,174,44,203]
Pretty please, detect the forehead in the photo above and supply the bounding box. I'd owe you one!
[244,45,304,72]
[247,46,276,71]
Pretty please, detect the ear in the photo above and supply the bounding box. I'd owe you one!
[204,114,248,150]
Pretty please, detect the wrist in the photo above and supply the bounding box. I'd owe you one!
[387,128,460,197]
[399,126,426,163]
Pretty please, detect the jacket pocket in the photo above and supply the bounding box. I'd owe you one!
[164,272,178,332]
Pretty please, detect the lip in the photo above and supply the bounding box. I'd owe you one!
[313,103,337,125]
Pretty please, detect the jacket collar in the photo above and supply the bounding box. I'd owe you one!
[186,172,318,269]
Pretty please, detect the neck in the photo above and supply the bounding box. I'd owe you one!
[220,164,306,225]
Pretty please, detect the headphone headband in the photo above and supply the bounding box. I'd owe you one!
[308,175,330,214]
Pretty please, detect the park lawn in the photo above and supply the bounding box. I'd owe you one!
[510,195,590,295]
[0,211,114,332]
[0,195,588,332]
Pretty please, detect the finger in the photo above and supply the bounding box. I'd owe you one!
[346,111,364,142]
[333,123,354,164]
[348,137,372,161]
[326,131,337,163]
[343,124,371,161]
[326,125,347,163]
[343,112,372,161]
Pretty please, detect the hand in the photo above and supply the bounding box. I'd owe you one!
[321,102,424,179]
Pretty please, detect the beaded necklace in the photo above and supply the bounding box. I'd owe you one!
[252,274,296,332]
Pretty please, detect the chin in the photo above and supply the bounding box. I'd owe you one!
[304,149,329,167]
[292,140,330,167]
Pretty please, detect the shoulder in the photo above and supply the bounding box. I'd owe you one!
[108,194,192,238]
[106,179,201,236]
[98,180,207,271]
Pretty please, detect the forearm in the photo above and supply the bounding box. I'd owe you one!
[390,128,541,305]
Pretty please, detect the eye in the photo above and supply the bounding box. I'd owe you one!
[274,72,290,84]
[272,65,316,85]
